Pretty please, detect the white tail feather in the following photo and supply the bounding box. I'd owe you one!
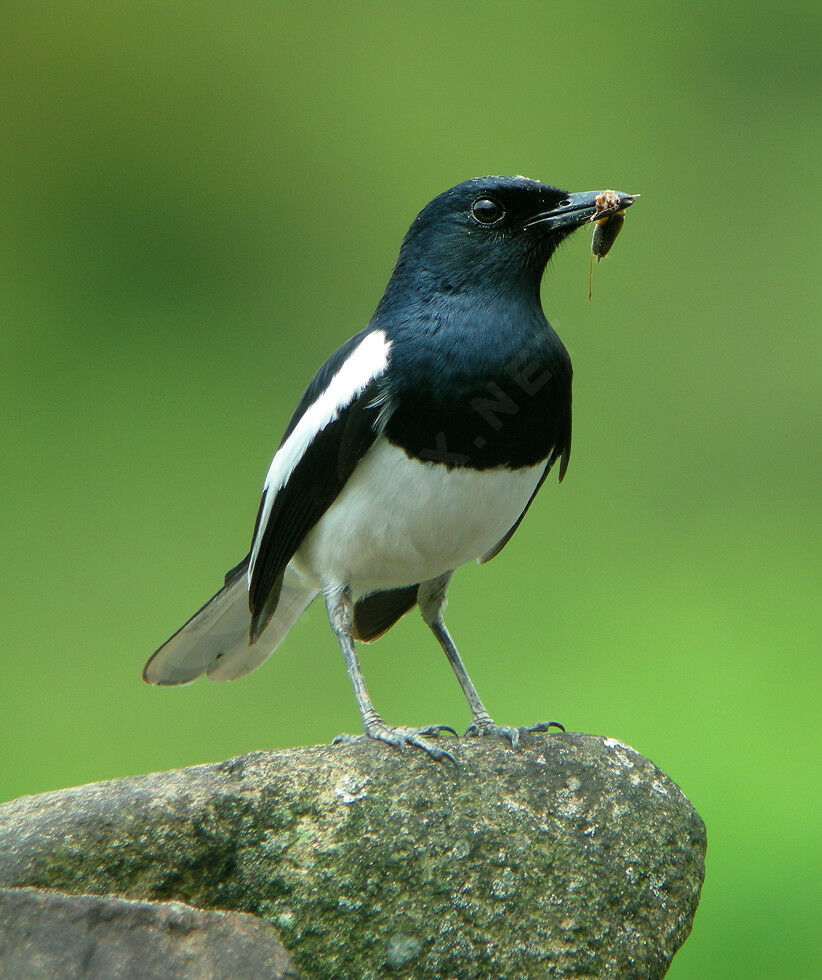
[143,564,316,685]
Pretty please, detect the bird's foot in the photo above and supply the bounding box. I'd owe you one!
[333,720,458,763]
[464,716,565,750]
[522,720,566,735]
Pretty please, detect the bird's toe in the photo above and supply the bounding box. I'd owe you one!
[347,718,458,763]
[464,718,520,748]
[331,732,364,746]
[416,723,459,738]
[520,720,566,735]
[403,730,457,763]
[464,718,565,748]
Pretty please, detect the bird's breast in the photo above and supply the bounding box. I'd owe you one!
[385,337,571,470]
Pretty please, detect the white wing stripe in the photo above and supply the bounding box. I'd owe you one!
[248,330,392,584]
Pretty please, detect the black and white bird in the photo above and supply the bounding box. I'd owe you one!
[144,176,636,761]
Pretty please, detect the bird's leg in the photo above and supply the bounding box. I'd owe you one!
[419,575,520,746]
[418,574,565,749]
[325,587,456,762]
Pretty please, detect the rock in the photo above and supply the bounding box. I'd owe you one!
[0,886,299,978]
[0,734,706,978]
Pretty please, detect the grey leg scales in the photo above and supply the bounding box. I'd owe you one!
[325,587,456,762]
[418,573,565,748]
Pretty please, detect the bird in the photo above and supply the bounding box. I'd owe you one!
[144,175,637,761]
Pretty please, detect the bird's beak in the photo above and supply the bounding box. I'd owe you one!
[524,190,637,233]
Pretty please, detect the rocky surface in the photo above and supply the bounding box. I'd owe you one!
[0,886,298,978]
[0,733,706,978]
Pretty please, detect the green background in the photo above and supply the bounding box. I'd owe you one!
[1,2,819,975]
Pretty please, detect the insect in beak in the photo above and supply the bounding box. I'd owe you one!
[588,190,639,301]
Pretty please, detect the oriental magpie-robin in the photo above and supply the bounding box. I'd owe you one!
[144,176,636,761]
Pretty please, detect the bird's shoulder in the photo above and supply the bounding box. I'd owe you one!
[247,327,394,632]
[278,328,385,444]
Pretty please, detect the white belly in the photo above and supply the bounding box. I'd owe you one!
[292,438,546,596]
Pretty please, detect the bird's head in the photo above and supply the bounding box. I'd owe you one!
[383,175,635,304]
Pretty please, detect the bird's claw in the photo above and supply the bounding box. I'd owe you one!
[372,722,458,762]
[332,732,362,746]
[463,718,522,748]
[334,721,457,763]
[464,718,565,749]
[521,720,565,735]
[416,723,459,738]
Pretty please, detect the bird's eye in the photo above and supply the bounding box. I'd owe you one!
[471,197,504,225]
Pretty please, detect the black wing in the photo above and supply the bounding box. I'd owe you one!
[247,330,391,640]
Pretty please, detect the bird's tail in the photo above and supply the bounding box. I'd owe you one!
[143,557,316,685]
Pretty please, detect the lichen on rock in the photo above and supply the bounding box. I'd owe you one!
[0,733,706,978]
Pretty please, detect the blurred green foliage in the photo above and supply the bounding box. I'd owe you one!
[0,3,819,975]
